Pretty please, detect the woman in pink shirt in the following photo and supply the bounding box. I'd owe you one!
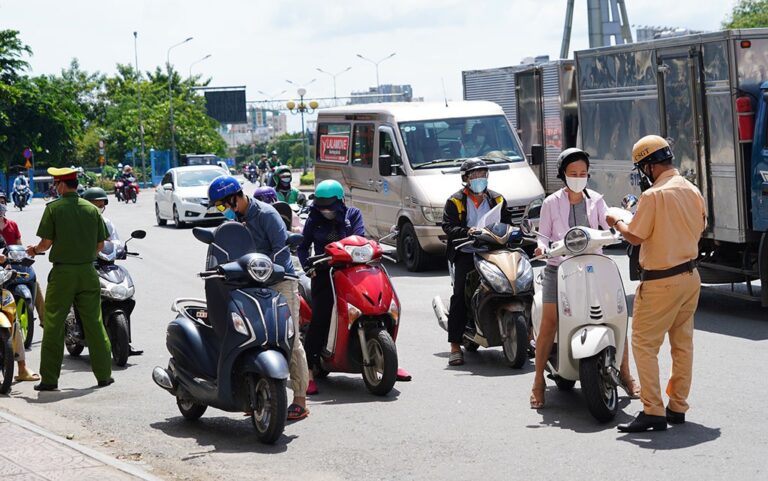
[530,149,639,409]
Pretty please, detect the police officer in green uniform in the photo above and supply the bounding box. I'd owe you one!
[26,167,113,391]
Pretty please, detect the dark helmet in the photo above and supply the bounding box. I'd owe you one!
[253,186,278,203]
[459,158,488,181]
[207,175,242,203]
[556,148,590,180]
[82,187,109,204]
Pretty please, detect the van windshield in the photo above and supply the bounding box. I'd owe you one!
[399,115,524,169]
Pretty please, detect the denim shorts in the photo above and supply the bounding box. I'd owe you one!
[542,264,559,304]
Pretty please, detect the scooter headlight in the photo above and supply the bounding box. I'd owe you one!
[344,244,374,263]
[346,303,363,325]
[100,277,134,300]
[388,298,400,323]
[247,255,273,282]
[7,250,27,262]
[231,311,249,336]
[514,258,534,293]
[564,228,589,254]
[477,260,513,294]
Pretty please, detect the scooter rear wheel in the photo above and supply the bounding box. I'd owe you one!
[362,328,398,396]
[249,375,286,444]
[177,397,207,420]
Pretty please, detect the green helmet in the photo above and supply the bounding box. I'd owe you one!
[82,187,109,204]
[314,179,344,207]
[274,165,291,176]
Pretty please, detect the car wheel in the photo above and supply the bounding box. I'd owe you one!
[155,204,167,226]
[173,205,186,229]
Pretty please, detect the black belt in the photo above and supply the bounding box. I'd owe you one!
[640,260,697,282]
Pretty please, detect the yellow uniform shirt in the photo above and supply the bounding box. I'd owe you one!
[627,169,706,271]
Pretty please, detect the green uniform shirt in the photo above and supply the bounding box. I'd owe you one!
[276,188,300,204]
[36,192,108,264]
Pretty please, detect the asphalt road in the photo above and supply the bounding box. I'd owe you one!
[1,190,767,481]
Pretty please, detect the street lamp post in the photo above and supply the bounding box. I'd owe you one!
[286,88,319,175]
[167,37,193,166]
[315,66,352,105]
[189,54,212,79]
[356,52,396,90]
[256,89,287,111]
[133,32,147,186]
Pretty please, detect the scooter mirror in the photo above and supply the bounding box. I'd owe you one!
[286,233,304,249]
[520,219,533,236]
[621,194,639,213]
[130,230,147,239]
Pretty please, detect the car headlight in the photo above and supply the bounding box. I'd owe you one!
[421,206,444,223]
[476,260,512,294]
[514,257,534,293]
[564,228,589,254]
[247,255,274,282]
[182,197,207,205]
[344,244,374,263]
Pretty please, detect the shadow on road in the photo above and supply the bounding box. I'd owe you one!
[433,350,534,377]
[150,416,293,452]
[17,387,95,403]
[309,375,400,405]
[617,421,721,449]
[385,262,448,279]
[526,390,634,433]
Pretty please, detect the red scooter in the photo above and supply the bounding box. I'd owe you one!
[299,234,401,396]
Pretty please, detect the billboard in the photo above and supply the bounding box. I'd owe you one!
[204,89,247,124]
[319,135,349,163]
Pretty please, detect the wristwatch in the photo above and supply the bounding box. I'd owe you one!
[613,219,624,228]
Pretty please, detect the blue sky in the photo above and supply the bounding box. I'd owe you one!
[1,0,737,131]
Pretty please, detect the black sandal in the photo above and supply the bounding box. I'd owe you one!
[287,403,310,421]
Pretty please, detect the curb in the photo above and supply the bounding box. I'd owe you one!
[0,410,164,481]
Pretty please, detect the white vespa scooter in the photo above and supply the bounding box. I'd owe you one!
[523,206,633,422]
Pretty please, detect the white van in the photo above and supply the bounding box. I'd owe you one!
[314,101,545,271]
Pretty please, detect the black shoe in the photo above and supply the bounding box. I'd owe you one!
[97,378,115,388]
[129,346,144,356]
[666,407,685,424]
[33,382,58,392]
[617,412,668,433]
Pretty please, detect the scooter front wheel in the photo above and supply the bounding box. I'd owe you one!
[0,329,13,394]
[249,375,286,444]
[108,313,130,367]
[579,347,618,422]
[17,297,34,350]
[362,328,398,396]
[501,312,529,369]
[177,397,207,420]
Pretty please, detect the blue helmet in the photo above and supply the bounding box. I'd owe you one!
[208,175,242,203]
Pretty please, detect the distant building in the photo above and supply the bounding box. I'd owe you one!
[349,84,414,105]
[218,107,288,147]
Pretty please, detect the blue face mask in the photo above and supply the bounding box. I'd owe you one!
[223,208,237,220]
[469,178,488,194]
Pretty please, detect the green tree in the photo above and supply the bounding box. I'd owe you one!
[0,29,31,83]
[723,0,768,28]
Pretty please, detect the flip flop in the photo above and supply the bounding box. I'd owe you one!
[396,368,412,382]
[287,403,310,421]
[15,372,40,382]
[448,351,464,366]
[530,385,545,409]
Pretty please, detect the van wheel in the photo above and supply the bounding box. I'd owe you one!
[398,222,434,272]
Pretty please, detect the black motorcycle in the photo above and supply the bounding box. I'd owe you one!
[3,245,38,349]
[152,222,300,444]
[65,230,145,367]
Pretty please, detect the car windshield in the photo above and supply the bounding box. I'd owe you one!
[398,115,525,169]
[176,169,225,187]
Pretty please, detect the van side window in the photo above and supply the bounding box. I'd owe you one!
[352,124,374,168]
[316,123,351,164]
[378,127,402,176]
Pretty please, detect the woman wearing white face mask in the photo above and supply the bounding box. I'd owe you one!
[529,148,640,409]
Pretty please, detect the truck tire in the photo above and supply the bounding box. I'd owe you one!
[398,222,434,272]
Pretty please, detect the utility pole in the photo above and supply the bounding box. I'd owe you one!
[134,32,147,185]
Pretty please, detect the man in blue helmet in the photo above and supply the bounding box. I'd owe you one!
[207,175,311,421]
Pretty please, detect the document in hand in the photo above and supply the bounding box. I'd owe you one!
[477,202,502,228]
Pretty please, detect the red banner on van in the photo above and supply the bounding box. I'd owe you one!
[319,135,349,163]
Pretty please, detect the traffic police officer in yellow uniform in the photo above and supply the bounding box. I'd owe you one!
[607,135,706,432]
[26,167,113,391]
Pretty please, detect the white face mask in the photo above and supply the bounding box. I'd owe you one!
[566,176,588,193]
